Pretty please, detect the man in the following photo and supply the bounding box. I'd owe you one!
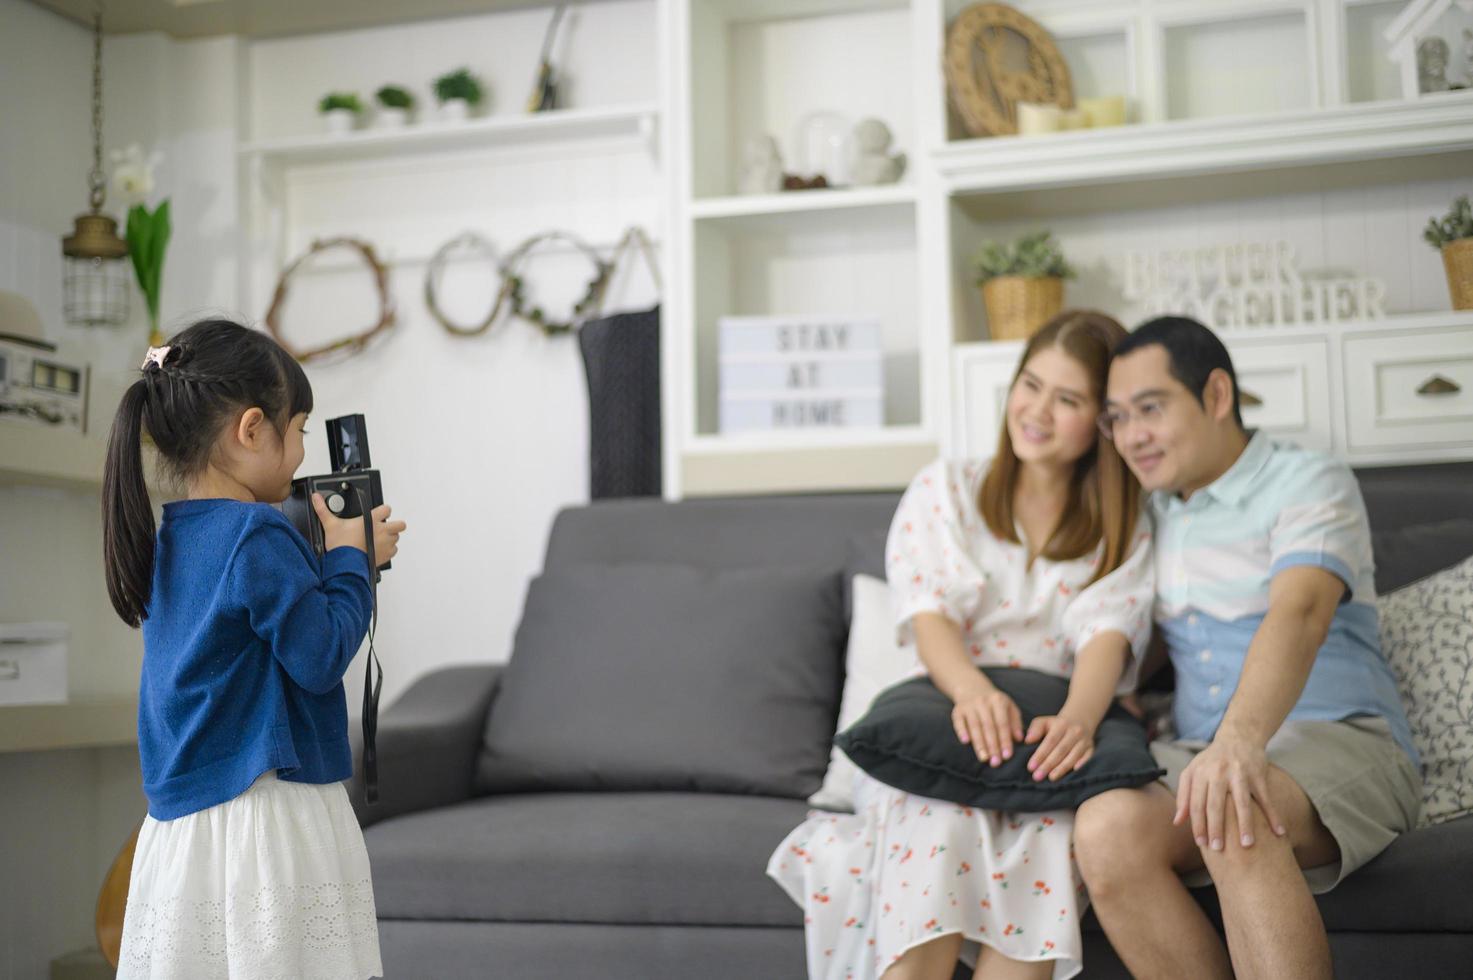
[1076,316,1421,979]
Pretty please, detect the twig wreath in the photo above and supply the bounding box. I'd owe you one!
[423,231,510,337]
[264,236,396,364]
[502,230,611,336]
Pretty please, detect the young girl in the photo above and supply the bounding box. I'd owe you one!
[768,311,1154,980]
[103,318,406,979]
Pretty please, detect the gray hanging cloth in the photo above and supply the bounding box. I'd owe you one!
[577,229,662,499]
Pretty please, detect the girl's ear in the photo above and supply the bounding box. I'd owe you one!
[235,407,267,450]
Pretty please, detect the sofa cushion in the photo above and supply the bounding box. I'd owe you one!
[364,792,809,927]
[1379,554,1473,826]
[836,668,1163,810]
[475,563,845,798]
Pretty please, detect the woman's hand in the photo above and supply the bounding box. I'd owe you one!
[951,681,1024,767]
[1023,714,1096,781]
[311,494,407,568]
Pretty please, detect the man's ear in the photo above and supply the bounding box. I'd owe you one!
[1204,368,1237,425]
[235,407,267,449]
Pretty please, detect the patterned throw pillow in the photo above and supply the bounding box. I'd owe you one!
[1378,555,1473,827]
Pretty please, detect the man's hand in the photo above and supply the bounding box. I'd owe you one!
[1173,732,1288,850]
[1023,714,1096,781]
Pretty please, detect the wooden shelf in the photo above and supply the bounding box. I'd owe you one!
[238,102,659,166]
[932,93,1473,195]
[0,699,137,753]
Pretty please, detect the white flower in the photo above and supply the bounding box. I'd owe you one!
[109,143,163,204]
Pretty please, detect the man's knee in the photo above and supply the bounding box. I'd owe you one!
[1075,788,1172,889]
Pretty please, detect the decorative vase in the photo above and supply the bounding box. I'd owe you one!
[981,276,1064,341]
[1443,238,1473,310]
[322,109,357,135]
[440,98,471,122]
[375,107,410,129]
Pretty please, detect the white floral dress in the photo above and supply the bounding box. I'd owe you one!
[768,458,1154,979]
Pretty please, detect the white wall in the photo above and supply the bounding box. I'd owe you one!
[241,0,660,715]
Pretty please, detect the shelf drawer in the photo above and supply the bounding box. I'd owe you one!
[1344,329,1473,451]
[1223,338,1332,453]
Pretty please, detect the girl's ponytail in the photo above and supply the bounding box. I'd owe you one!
[103,379,157,628]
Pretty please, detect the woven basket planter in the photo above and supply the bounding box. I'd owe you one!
[981,276,1064,341]
[1443,238,1473,311]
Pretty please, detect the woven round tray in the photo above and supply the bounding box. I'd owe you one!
[945,3,1073,138]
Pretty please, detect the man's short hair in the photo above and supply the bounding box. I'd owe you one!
[1114,315,1244,429]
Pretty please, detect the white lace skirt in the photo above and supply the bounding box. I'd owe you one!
[116,770,382,980]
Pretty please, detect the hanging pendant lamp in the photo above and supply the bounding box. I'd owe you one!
[61,1,129,328]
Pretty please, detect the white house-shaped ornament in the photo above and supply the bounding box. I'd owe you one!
[1385,0,1473,97]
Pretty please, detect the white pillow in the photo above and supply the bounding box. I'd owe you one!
[1378,555,1473,827]
[807,573,919,811]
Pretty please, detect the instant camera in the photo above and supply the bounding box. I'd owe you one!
[282,414,390,574]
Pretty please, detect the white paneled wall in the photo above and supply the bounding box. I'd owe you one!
[243,1,661,714]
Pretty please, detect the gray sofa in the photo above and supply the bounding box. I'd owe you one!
[349,462,1473,979]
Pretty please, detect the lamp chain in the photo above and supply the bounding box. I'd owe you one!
[88,1,106,213]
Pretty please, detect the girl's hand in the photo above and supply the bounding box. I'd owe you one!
[311,494,407,568]
[1023,714,1096,782]
[952,682,1024,767]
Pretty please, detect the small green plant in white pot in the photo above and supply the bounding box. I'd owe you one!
[375,85,415,129]
[433,68,484,122]
[318,92,363,135]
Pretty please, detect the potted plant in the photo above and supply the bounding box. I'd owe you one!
[971,231,1075,340]
[318,92,363,135]
[433,68,484,122]
[375,85,415,129]
[1425,195,1473,311]
[110,144,171,347]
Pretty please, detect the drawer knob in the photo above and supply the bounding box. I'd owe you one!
[1417,375,1461,397]
[1239,388,1264,408]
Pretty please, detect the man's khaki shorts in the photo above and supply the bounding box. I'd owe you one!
[1151,715,1422,893]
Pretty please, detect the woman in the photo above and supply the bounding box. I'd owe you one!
[768,311,1153,980]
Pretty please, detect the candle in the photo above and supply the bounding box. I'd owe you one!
[1059,108,1089,130]
[1079,95,1127,128]
[1015,101,1061,135]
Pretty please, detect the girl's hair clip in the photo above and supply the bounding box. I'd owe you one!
[141,346,172,371]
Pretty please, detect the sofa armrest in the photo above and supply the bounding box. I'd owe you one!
[347,663,504,828]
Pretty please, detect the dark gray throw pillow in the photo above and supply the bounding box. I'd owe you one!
[835,667,1163,811]
[1371,518,1473,594]
[475,563,845,799]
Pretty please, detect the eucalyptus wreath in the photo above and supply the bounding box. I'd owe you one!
[501,230,611,337]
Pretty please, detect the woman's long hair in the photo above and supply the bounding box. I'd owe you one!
[102,318,313,628]
[978,310,1140,584]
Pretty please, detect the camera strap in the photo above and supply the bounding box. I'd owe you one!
[353,486,384,806]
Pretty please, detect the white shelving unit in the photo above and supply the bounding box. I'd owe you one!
[660,0,1473,496]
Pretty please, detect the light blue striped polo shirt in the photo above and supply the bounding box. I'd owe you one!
[1150,430,1418,766]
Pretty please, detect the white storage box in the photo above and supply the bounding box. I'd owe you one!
[0,622,69,706]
